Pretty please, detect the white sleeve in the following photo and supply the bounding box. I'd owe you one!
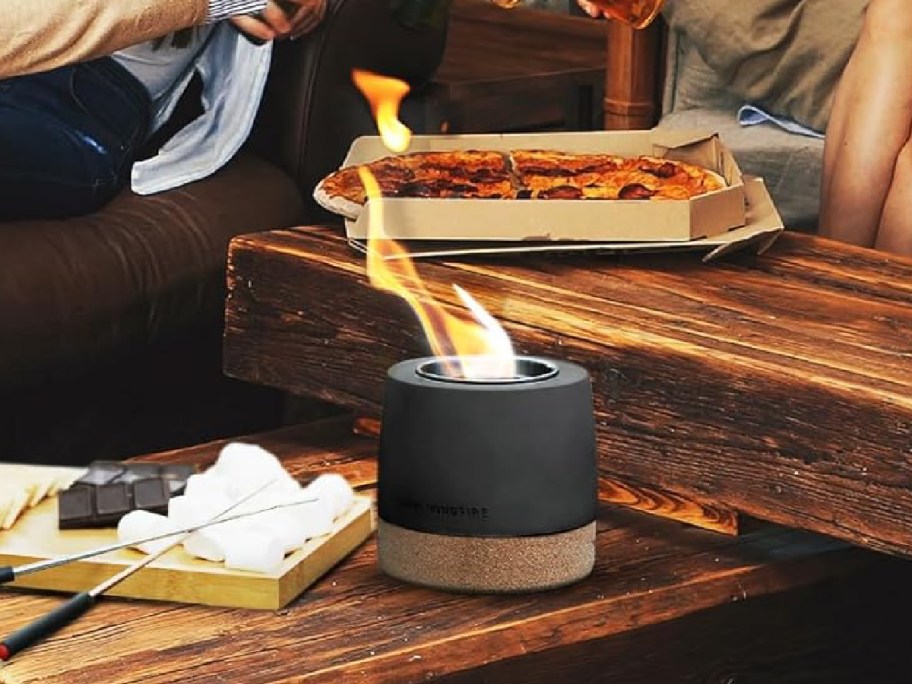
[130,25,273,196]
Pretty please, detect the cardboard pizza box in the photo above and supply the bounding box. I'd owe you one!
[339,129,747,244]
[349,175,783,264]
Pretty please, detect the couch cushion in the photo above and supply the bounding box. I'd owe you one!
[663,32,743,115]
[662,0,866,133]
[0,153,304,389]
[658,108,824,230]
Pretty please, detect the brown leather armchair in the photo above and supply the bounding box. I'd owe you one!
[0,0,446,464]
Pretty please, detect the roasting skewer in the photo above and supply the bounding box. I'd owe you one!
[0,479,290,662]
[0,495,318,586]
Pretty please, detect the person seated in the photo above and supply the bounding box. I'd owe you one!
[0,0,326,221]
[581,0,912,257]
[0,0,253,78]
[820,0,912,255]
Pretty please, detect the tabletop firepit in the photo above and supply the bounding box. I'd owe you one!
[377,355,598,593]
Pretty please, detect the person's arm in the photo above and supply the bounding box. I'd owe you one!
[0,0,267,79]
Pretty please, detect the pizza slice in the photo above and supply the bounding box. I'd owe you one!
[508,150,625,199]
[509,150,725,201]
[314,150,516,219]
[613,155,726,200]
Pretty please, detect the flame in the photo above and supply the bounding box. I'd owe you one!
[358,168,515,379]
[352,70,515,380]
[352,69,411,153]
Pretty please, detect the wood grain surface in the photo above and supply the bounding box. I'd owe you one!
[604,20,664,129]
[422,0,606,133]
[0,417,904,684]
[223,226,912,558]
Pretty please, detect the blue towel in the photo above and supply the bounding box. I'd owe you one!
[737,104,825,140]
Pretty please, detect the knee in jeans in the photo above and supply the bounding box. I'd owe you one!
[864,0,912,45]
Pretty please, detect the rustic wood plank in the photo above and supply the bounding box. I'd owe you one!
[420,0,605,133]
[0,424,901,684]
[433,570,912,684]
[604,20,664,129]
[441,0,605,87]
[223,227,912,557]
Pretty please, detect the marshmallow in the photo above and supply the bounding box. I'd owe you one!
[250,494,335,554]
[167,491,232,529]
[211,443,297,500]
[183,472,231,500]
[223,530,285,575]
[305,474,354,520]
[117,510,182,556]
[183,526,235,562]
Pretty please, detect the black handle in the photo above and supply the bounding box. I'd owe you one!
[0,592,95,661]
[0,566,13,584]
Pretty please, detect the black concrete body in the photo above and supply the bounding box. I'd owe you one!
[378,357,598,538]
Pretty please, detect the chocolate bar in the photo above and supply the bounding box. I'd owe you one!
[57,462,195,529]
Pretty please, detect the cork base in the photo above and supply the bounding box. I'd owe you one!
[378,520,597,594]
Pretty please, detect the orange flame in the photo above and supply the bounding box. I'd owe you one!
[352,69,411,153]
[352,70,515,380]
[358,168,514,378]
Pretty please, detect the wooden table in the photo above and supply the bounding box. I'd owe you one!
[418,0,606,132]
[1,417,909,683]
[223,226,912,559]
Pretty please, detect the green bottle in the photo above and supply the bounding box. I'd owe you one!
[391,0,453,31]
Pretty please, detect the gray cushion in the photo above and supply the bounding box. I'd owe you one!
[660,32,824,230]
[658,109,823,230]
[661,0,865,133]
[663,32,742,115]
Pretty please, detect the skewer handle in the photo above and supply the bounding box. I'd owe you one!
[0,592,94,661]
[0,566,13,584]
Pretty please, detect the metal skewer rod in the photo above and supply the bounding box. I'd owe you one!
[1,495,317,585]
[0,479,290,662]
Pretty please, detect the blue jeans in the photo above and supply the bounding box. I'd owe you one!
[0,58,151,220]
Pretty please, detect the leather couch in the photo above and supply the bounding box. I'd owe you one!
[0,0,447,465]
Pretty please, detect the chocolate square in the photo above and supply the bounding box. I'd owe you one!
[117,463,162,483]
[160,464,195,495]
[95,482,132,524]
[57,460,197,530]
[75,461,125,486]
[57,485,97,529]
[132,478,170,514]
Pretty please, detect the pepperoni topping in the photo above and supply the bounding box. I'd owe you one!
[540,185,583,199]
[639,161,678,178]
[619,183,656,200]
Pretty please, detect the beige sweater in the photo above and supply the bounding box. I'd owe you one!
[0,0,209,79]
[664,0,869,132]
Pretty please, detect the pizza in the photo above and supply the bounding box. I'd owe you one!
[314,149,726,219]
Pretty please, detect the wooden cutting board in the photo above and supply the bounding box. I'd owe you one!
[0,465,374,610]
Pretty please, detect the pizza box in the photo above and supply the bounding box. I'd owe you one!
[338,129,747,244]
[349,174,783,264]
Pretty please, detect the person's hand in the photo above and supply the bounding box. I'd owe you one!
[229,0,327,42]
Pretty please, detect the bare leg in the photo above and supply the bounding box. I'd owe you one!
[820,0,912,249]
[875,140,912,255]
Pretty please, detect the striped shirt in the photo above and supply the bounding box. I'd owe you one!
[207,0,268,23]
